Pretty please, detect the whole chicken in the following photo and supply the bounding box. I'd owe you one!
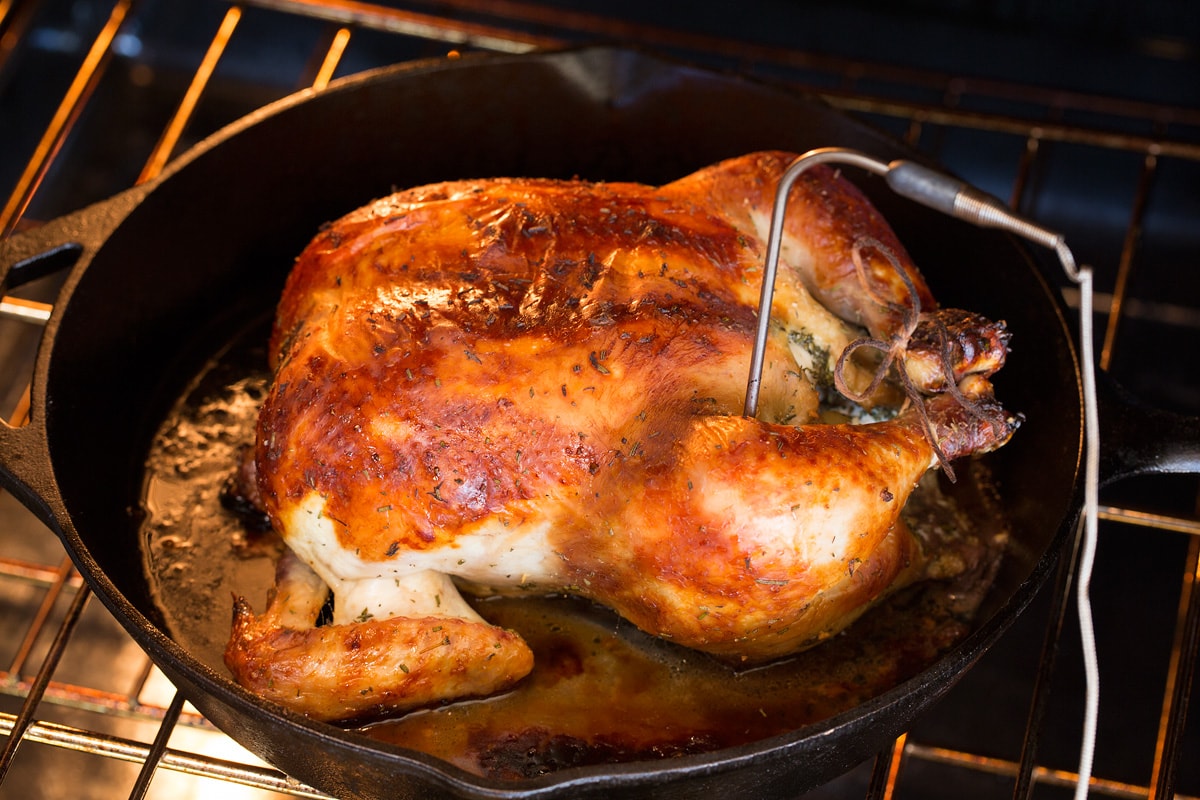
[225,151,1019,722]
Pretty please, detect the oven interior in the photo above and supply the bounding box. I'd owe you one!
[1,1,1199,798]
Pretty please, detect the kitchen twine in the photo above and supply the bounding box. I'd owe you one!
[749,149,1100,799]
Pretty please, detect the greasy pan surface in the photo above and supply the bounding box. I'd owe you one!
[0,47,1085,798]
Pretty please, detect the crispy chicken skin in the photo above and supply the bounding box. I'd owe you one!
[225,151,1018,721]
[227,550,533,722]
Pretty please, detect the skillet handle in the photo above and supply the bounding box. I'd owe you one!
[0,186,144,289]
[0,186,148,531]
[1098,370,1200,486]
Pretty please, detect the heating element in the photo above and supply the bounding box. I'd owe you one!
[1,1,1199,798]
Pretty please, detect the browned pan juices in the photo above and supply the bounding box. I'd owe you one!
[140,316,1008,780]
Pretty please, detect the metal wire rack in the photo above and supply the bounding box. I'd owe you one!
[1,1,1198,797]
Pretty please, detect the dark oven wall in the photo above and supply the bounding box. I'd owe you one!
[1,1,1199,799]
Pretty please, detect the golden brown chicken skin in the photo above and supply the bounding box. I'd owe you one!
[226,151,1018,721]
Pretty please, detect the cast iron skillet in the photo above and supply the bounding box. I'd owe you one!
[1,46,1198,799]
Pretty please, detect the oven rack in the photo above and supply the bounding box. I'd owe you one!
[1,1,1198,798]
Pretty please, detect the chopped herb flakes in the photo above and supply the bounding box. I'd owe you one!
[588,351,610,374]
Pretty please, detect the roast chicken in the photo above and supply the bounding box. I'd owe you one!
[225,151,1020,722]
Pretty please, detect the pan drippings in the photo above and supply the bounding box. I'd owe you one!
[140,318,1008,780]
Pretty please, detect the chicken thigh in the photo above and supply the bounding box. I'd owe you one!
[225,151,1019,722]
